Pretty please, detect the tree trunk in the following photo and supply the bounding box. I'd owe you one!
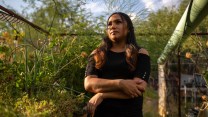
[158,64,167,117]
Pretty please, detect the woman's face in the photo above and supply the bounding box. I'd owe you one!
[107,14,129,43]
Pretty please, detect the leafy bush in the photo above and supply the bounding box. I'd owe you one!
[15,94,55,117]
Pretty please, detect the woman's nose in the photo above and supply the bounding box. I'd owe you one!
[109,23,116,30]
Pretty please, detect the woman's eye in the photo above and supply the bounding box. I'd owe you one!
[108,22,112,26]
[115,20,122,24]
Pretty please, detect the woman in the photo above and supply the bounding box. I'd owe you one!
[84,12,150,117]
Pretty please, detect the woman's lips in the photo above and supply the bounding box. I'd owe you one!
[110,31,119,35]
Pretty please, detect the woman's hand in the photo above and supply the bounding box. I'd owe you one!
[87,93,103,115]
[119,79,144,98]
[133,78,147,92]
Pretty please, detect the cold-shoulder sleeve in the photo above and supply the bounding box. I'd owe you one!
[134,53,151,82]
[85,54,99,77]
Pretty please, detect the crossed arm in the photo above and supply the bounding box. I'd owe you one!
[84,75,147,98]
[84,75,147,114]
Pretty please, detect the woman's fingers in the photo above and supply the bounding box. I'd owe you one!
[136,85,145,92]
[119,79,146,98]
[87,103,96,116]
[131,93,138,98]
[87,93,104,115]
[128,83,144,97]
[87,103,93,114]
[135,87,142,95]
[131,89,142,98]
[134,78,147,91]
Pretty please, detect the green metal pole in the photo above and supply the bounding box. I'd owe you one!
[158,0,208,64]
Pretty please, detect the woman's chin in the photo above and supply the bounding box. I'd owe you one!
[110,38,120,42]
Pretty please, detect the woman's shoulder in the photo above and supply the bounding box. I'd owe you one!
[138,48,149,56]
[91,50,96,54]
[90,49,98,55]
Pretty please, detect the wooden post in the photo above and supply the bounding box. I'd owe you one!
[158,64,167,117]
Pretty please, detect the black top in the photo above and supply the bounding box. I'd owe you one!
[85,50,150,117]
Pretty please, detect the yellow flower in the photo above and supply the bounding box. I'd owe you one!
[80,51,88,58]
[2,32,9,38]
[185,52,192,59]
[0,53,5,60]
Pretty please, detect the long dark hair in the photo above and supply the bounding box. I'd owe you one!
[94,12,140,71]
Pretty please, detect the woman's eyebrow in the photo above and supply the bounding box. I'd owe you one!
[108,18,123,22]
